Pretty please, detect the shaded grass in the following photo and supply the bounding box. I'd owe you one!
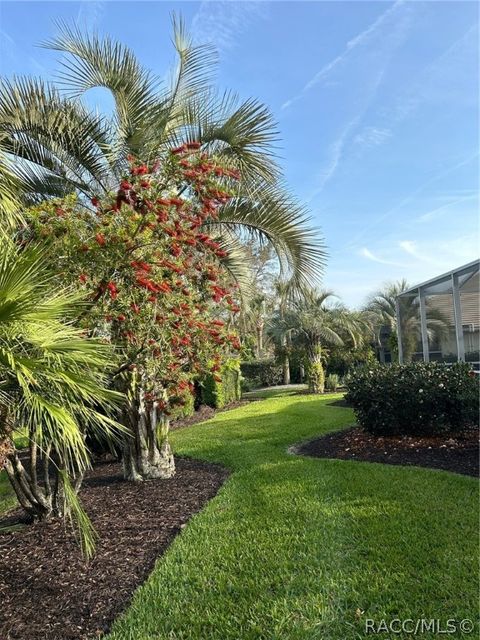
[107,392,479,639]
[0,430,29,516]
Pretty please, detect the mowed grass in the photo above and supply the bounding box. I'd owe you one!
[0,430,29,516]
[107,391,479,640]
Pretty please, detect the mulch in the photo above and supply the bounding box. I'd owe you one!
[0,457,229,640]
[295,426,479,477]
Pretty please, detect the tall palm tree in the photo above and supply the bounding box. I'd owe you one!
[367,280,448,362]
[0,18,325,289]
[286,289,366,393]
[0,237,123,556]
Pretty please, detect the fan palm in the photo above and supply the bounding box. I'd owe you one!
[284,289,366,393]
[367,280,448,362]
[0,236,123,556]
[0,17,325,288]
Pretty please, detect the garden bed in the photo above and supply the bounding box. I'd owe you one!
[295,426,479,477]
[0,458,229,640]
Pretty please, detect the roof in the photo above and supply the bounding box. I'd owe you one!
[397,259,480,298]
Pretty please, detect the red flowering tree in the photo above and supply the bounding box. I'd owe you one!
[24,145,242,480]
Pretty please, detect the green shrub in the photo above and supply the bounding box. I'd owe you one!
[346,362,479,436]
[240,359,282,389]
[170,389,195,421]
[201,359,241,408]
[325,373,340,391]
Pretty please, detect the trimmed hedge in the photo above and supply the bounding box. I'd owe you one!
[346,362,479,436]
[240,359,283,390]
[201,359,241,409]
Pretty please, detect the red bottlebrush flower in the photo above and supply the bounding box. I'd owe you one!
[120,180,133,191]
[157,198,171,206]
[78,273,88,284]
[230,304,241,314]
[138,165,149,175]
[186,141,201,150]
[117,314,126,322]
[106,281,118,300]
[170,243,182,257]
[171,145,186,155]
[212,319,224,327]
[95,233,106,246]
[215,249,228,258]
[127,154,135,162]
[140,180,151,189]
[182,288,190,297]
[147,295,157,303]
[130,302,140,314]
[55,207,65,217]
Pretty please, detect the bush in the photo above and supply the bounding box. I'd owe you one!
[240,359,283,389]
[170,389,195,421]
[201,359,241,408]
[325,373,340,391]
[345,362,479,436]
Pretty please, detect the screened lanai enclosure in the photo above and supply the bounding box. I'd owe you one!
[396,260,480,369]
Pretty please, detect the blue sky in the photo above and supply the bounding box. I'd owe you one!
[1,0,478,307]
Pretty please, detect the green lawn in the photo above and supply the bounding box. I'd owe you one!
[0,430,28,517]
[105,390,479,640]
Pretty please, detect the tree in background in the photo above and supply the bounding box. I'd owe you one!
[366,280,448,362]
[281,290,368,393]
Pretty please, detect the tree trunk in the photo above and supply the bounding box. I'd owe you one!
[256,320,264,359]
[3,445,79,521]
[281,333,290,385]
[306,344,325,394]
[122,386,175,481]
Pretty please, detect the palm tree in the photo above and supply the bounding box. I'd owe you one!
[0,18,325,289]
[366,280,448,362]
[286,290,366,393]
[0,237,123,556]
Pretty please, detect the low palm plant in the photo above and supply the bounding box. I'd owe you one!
[284,289,368,393]
[0,237,123,555]
[367,280,449,362]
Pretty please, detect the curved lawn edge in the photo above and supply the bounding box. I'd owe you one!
[105,390,478,640]
[291,425,479,477]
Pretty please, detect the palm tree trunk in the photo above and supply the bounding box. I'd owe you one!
[306,344,325,394]
[3,446,75,521]
[281,332,290,385]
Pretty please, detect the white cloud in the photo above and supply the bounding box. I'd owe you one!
[360,247,406,267]
[281,0,405,110]
[191,1,265,53]
[417,195,477,222]
[354,126,392,147]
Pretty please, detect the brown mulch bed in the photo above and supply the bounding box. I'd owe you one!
[295,426,479,477]
[170,400,249,431]
[0,457,229,640]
